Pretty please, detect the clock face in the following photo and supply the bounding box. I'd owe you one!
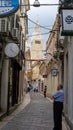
[5,43,19,57]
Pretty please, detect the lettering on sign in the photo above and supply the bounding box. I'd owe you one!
[0,0,19,17]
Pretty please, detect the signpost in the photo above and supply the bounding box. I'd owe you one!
[0,0,19,17]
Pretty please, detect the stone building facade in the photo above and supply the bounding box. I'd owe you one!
[44,15,59,96]
[0,0,30,115]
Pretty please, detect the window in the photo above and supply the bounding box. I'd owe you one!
[35,40,41,44]
[1,19,6,32]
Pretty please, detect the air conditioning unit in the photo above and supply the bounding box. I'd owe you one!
[0,18,8,32]
[12,28,18,38]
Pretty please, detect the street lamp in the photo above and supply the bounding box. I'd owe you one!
[20,0,73,7]
[33,0,40,7]
[32,1,61,7]
[20,1,61,7]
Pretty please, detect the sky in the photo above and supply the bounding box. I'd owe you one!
[27,0,59,50]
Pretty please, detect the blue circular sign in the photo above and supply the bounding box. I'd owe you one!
[0,0,19,17]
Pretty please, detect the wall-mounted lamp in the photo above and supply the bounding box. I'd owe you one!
[51,67,58,76]
[44,52,59,61]
[44,52,55,58]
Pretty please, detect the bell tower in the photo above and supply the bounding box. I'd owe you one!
[31,19,43,80]
[31,19,43,60]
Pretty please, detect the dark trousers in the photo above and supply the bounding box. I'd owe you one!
[44,91,46,97]
[53,101,63,130]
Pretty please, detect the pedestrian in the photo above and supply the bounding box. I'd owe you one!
[27,81,30,92]
[29,83,33,91]
[52,84,64,130]
[44,85,47,98]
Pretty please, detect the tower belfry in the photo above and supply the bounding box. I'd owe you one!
[31,19,43,60]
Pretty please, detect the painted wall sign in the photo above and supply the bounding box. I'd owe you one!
[61,8,73,36]
[0,0,19,17]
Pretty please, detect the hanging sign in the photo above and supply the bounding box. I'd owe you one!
[61,8,73,36]
[0,0,19,17]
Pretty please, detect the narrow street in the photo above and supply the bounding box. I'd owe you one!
[0,92,68,130]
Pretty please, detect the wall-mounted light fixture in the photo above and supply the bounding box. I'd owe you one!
[44,52,57,59]
[51,67,58,76]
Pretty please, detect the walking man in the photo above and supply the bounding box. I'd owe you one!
[44,85,47,98]
[52,84,64,130]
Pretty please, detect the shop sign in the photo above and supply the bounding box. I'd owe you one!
[61,8,73,36]
[0,0,19,17]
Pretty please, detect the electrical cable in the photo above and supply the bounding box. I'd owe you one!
[28,25,53,29]
[25,15,58,37]
[27,30,58,37]
[27,32,50,37]
[20,3,60,7]
[28,18,52,31]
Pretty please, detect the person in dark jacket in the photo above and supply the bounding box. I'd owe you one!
[44,85,47,98]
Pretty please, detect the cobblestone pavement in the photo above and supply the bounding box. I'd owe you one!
[0,92,68,130]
